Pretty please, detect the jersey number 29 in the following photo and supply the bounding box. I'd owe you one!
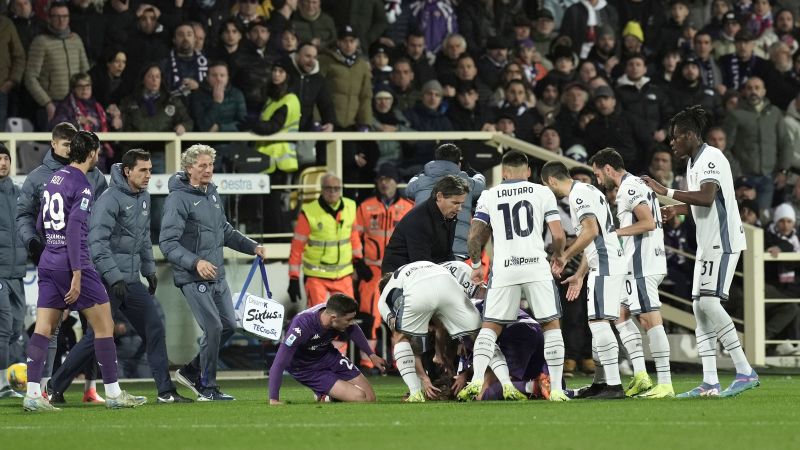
[42,191,65,231]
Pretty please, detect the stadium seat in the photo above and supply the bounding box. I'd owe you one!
[289,166,328,210]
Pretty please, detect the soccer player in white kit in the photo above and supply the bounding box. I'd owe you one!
[590,148,675,398]
[643,106,759,398]
[377,261,488,402]
[542,160,627,399]
[460,151,570,402]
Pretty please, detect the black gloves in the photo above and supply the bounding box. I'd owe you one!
[28,239,44,266]
[354,259,373,281]
[110,281,128,303]
[145,274,158,296]
[288,278,301,303]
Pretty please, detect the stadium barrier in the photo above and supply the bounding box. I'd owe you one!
[0,130,783,366]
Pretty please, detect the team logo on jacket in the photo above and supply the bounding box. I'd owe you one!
[142,201,147,209]
[165,105,175,117]
[198,283,208,293]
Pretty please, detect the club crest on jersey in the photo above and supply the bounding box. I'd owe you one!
[293,327,302,336]
[198,283,208,293]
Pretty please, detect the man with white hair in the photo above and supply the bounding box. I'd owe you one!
[159,144,268,401]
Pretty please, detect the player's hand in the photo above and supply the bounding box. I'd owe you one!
[354,259,373,281]
[196,260,217,280]
[111,281,128,303]
[65,272,82,305]
[470,267,484,285]
[369,354,387,373]
[269,399,283,405]
[660,205,676,223]
[550,255,566,278]
[451,372,467,393]
[254,245,268,261]
[145,274,158,295]
[641,176,667,196]
[28,239,44,266]
[287,278,301,303]
[561,273,584,301]
[421,376,441,399]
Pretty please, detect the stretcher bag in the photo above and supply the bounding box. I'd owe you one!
[232,259,284,340]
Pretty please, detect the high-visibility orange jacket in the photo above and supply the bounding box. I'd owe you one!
[354,194,414,267]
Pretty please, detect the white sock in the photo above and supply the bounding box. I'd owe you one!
[543,329,565,392]
[647,325,672,385]
[693,300,719,385]
[0,369,7,388]
[589,321,621,386]
[700,298,753,375]
[470,328,498,384]
[85,379,96,392]
[27,382,42,398]
[393,342,422,394]
[488,345,512,385]
[616,319,646,374]
[104,382,122,398]
[591,337,605,384]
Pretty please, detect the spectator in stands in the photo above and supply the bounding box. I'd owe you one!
[703,0,732,40]
[251,58,301,171]
[476,36,509,90]
[720,29,774,92]
[773,9,800,52]
[714,11,741,58]
[399,30,436,87]
[369,42,393,91]
[583,85,641,172]
[24,1,89,129]
[287,41,335,132]
[453,53,491,106]
[669,56,725,122]
[0,14,25,128]
[160,22,208,100]
[496,78,540,142]
[410,0,458,53]
[191,21,208,53]
[292,0,337,49]
[653,0,690,56]
[748,0,778,56]
[8,0,45,51]
[447,80,493,132]
[434,33,467,80]
[645,146,680,189]
[615,53,672,150]
[494,110,516,136]
[707,126,741,176]
[319,24,372,130]
[322,0,387,48]
[514,38,547,87]
[120,63,193,134]
[531,9,556,56]
[723,76,793,212]
[388,57,421,112]
[233,18,276,118]
[279,26,299,56]
[489,62,522,105]
[585,25,619,78]
[619,21,644,72]
[543,45,577,88]
[67,0,106,66]
[125,7,171,73]
[371,89,412,168]
[51,72,121,132]
[190,62,246,132]
[786,93,800,164]
[576,59,599,85]
[767,41,800,109]
[534,78,561,126]
[650,48,682,87]
[206,19,246,70]
[555,82,589,150]
[694,30,725,94]
[560,0,619,58]
[102,0,135,50]
[405,143,485,261]
[266,0,297,52]
[404,79,453,165]
[457,0,494,53]
[89,47,135,109]
[233,0,262,30]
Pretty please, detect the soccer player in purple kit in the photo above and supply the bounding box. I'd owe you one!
[22,131,146,411]
[268,294,387,404]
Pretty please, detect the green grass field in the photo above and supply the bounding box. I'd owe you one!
[2,374,799,450]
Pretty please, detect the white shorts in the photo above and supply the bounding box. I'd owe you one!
[587,272,625,320]
[483,279,561,324]
[691,251,740,301]
[381,274,481,338]
[622,274,664,314]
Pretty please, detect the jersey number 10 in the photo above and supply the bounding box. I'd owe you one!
[42,191,66,231]
[498,200,535,240]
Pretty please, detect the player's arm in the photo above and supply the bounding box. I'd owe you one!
[89,194,124,286]
[158,196,201,271]
[267,338,301,404]
[561,216,599,262]
[642,175,718,207]
[616,203,656,237]
[64,191,91,304]
[347,323,386,372]
[562,255,589,301]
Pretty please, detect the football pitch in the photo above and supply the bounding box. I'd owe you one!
[2,374,799,450]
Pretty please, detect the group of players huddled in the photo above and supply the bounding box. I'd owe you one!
[15,105,761,411]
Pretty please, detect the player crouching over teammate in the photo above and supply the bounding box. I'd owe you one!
[23,131,146,411]
[268,294,386,404]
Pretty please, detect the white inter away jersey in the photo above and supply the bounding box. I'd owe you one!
[687,144,747,257]
[617,174,667,277]
[569,181,626,275]
[473,180,560,287]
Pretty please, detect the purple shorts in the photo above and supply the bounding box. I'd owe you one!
[500,323,546,380]
[37,267,109,311]
[288,349,362,397]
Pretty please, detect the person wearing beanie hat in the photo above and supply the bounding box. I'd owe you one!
[478,36,511,89]
[318,23,373,129]
[353,163,414,368]
[404,78,454,163]
[764,202,800,358]
[585,24,618,77]
[668,55,725,121]
[0,142,29,400]
[369,41,393,92]
[623,21,645,43]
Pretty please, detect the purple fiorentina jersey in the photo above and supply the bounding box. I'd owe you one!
[283,303,345,368]
[37,166,94,271]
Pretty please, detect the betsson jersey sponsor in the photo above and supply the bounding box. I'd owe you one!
[473,180,561,287]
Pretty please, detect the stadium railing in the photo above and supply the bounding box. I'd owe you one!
[0,130,782,366]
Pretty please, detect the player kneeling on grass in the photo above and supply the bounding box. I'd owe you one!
[268,294,387,404]
[23,131,146,411]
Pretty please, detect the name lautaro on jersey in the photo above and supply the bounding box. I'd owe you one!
[496,185,538,198]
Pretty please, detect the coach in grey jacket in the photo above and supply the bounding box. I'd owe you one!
[0,145,27,398]
[406,143,486,259]
[14,122,108,386]
[159,144,267,401]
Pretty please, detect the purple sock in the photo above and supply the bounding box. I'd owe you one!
[26,333,50,384]
[480,382,504,400]
[94,337,119,384]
